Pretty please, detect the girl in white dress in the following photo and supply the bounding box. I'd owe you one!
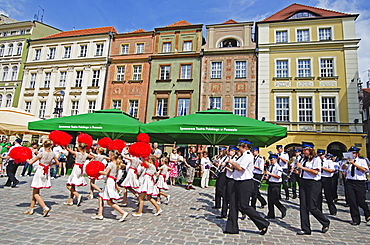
[133,154,162,216]
[64,143,91,206]
[156,157,170,204]
[91,150,129,222]
[23,140,59,217]
[87,147,109,199]
[120,155,140,206]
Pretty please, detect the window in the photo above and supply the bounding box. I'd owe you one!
[64,46,71,58]
[220,38,240,47]
[276,97,289,121]
[209,97,221,109]
[75,71,83,87]
[71,101,79,115]
[180,64,192,79]
[322,97,336,122]
[44,72,51,88]
[39,101,46,118]
[298,60,311,77]
[276,60,288,78]
[5,94,12,107]
[11,66,18,80]
[25,101,31,113]
[132,65,142,80]
[2,67,8,81]
[20,30,26,35]
[319,28,331,41]
[121,44,129,54]
[35,49,41,60]
[320,59,334,77]
[0,94,2,107]
[163,42,171,53]
[16,43,22,55]
[276,30,288,43]
[30,73,36,88]
[112,100,121,109]
[48,47,56,59]
[7,44,13,55]
[297,29,309,42]
[88,101,96,113]
[211,62,222,79]
[92,70,100,87]
[235,61,247,78]
[178,98,190,116]
[116,66,125,81]
[0,45,4,56]
[136,43,144,54]
[183,41,192,51]
[298,97,312,122]
[289,11,318,19]
[157,98,168,116]
[234,97,247,117]
[160,65,171,80]
[96,44,104,56]
[59,71,66,87]
[129,100,139,118]
[80,45,87,57]
[3,32,8,36]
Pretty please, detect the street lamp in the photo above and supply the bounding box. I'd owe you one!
[53,90,65,118]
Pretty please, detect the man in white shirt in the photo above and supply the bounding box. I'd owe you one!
[276,145,290,200]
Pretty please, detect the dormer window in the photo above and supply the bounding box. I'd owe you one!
[289,11,318,19]
[219,38,240,48]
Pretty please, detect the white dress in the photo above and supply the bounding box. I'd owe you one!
[137,164,159,196]
[98,162,120,201]
[30,151,55,189]
[156,165,169,190]
[67,152,88,186]
[121,156,140,189]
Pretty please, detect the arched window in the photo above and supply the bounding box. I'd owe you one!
[0,45,4,56]
[11,66,18,80]
[2,67,8,81]
[289,11,318,19]
[16,43,22,55]
[8,44,13,56]
[219,38,240,48]
[5,94,12,107]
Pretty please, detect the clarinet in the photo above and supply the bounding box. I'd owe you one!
[284,155,302,181]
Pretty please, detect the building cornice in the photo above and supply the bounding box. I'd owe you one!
[256,14,359,25]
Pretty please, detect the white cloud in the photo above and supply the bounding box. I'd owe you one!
[315,0,370,84]
[0,0,25,17]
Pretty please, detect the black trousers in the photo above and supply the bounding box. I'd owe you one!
[318,177,337,215]
[281,169,289,198]
[331,173,339,200]
[267,182,286,218]
[290,173,299,197]
[215,171,226,208]
[221,176,234,217]
[5,161,20,186]
[225,179,269,234]
[251,174,267,209]
[345,179,370,224]
[299,179,330,233]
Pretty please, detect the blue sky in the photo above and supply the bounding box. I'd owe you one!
[1,0,370,81]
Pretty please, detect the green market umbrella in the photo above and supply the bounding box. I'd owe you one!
[140,109,287,147]
[28,109,142,141]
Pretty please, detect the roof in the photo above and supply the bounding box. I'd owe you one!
[128,29,145,34]
[262,3,351,22]
[363,88,370,93]
[41,26,117,39]
[222,19,238,24]
[166,20,191,27]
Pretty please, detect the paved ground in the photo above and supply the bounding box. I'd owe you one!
[1,168,369,245]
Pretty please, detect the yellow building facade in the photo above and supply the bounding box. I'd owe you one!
[256,4,365,157]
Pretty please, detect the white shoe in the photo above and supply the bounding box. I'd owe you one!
[87,195,93,200]
[132,213,142,217]
[63,202,73,206]
[121,203,127,207]
[157,201,161,204]
[91,215,104,220]
[23,209,34,215]
[118,212,129,222]
[166,195,170,204]
[43,207,50,217]
[154,209,163,216]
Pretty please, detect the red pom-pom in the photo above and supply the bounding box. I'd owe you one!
[129,142,152,158]
[9,146,33,163]
[108,139,126,152]
[85,161,105,179]
[77,133,93,148]
[137,133,150,144]
[49,130,72,146]
[98,137,112,149]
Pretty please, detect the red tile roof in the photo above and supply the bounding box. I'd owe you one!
[262,3,350,22]
[222,19,238,24]
[363,88,370,93]
[128,29,145,34]
[167,20,191,27]
[41,26,117,39]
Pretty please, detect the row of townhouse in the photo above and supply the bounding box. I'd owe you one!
[0,4,366,156]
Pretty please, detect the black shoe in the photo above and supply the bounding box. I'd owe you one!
[296,230,311,235]
[330,211,337,216]
[4,184,11,187]
[216,216,226,219]
[321,226,329,233]
[350,222,360,226]
[292,195,297,199]
[223,230,239,234]
[281,210,286,219]
[344,203,349,207]
[241,214,246,220]
[212,206,221,209]
[259,227,268,235]
[11,180,19,188]
[285,197,289,201]
[264,216,275,219]
[258,205,265,209]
